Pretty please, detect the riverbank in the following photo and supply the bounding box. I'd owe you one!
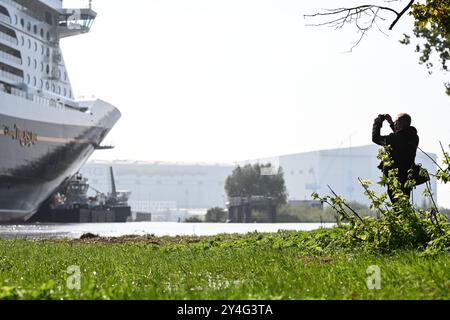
[0,229,449,300]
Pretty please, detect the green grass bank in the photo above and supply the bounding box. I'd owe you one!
[0,229,449,300]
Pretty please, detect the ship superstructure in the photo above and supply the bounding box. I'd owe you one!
[0,0,121,222]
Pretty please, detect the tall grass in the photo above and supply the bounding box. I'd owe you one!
[0,230,449,300]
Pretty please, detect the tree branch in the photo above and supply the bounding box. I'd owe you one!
[305,1,417,49]
[389,0,415,30]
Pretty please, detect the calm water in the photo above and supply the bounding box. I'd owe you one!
[0,223,335,240]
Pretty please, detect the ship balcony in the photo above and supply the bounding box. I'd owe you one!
[0,12,11,25]
[57,8,97,38]
[0,31,18,46]
[0,69,23,84]
[0,50,21,65]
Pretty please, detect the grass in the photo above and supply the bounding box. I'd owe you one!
[0,229,449,300]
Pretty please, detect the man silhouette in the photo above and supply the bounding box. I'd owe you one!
[372,113,419,202]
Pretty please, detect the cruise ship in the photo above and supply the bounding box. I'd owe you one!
[0,0,121,222]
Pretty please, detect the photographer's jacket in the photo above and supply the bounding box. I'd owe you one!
[372,116,419,182]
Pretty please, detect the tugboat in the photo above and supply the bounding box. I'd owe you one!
[0,0,121,222]
[29,168,132,223]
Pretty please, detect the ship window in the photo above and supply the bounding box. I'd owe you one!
[40,79,43,89]
[64,72,67,81]
[14,15,17,25]
[45,81,49,90]
[27,57,30,66]
[26,74,30,84]
[46,32,50,41]
[20,36,24,46]
[27,22,31,32]
[34,42,37,52]
[46,65,50,75]
[33,25,37,35]
[40,28,44,38]
[27,39,31,49]
[64,87,67,96]
[46,47,50,56]
[33,59,37,69]
[20,18,24,28]
[40,62,44,71]
[33,76,36,86]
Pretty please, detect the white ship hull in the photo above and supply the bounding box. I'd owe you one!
[0,92,120,222]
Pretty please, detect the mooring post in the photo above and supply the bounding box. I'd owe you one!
[244,205,252,223]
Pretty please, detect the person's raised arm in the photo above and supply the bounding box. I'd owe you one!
[372,115,392,146]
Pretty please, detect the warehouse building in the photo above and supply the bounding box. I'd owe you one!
[81,145,438,219]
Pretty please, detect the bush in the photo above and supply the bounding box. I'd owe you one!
[204,207,228,223]
[185,217,203,223]
[312,146,450,255]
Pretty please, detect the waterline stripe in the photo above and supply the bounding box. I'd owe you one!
[0,130,95,145]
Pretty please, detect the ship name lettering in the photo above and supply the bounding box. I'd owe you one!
[2,124,38,147]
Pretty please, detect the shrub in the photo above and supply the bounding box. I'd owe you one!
[313,146,450,255]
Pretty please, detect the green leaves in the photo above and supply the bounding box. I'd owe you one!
[312,146,450,255]
[225,163,288,206]
[404,0,450,95]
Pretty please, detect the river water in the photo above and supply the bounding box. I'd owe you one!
[0,222,335,240]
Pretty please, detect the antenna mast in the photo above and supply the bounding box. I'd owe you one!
[109,167,117,198]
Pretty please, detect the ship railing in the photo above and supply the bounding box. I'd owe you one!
[3,84,66,111]
[0,78,83,112]
[10,86,26,98]
[0,13,11,25]
[1,0,45,24]
[0,49,21,65]
[0,69,22,82]
[0,31,17,45]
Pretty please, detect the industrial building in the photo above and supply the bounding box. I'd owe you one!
[243,145,438,207]
[80,145,438,220]
[80,161,234,221]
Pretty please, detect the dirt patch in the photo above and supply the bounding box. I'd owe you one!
[74,234,205,245]
[80,233,100,240]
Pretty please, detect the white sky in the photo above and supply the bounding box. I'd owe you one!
[60,0,450,206]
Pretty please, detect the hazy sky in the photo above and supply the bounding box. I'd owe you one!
[61,0,450,205]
